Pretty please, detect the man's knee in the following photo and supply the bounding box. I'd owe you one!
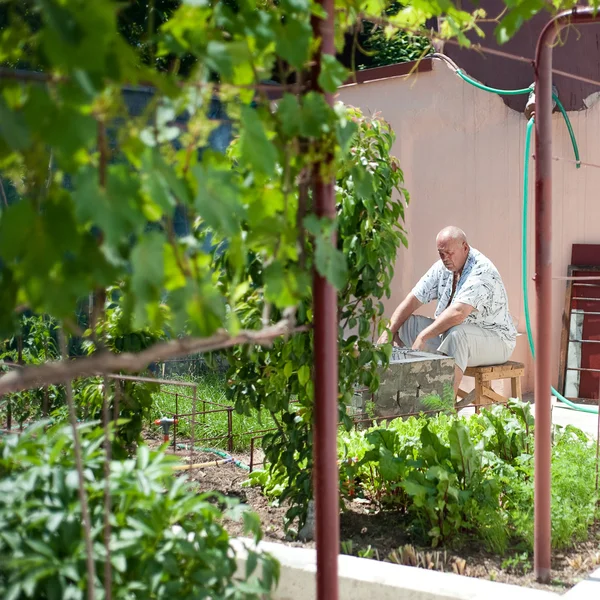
[439,325,468,357]
[439,326,469,372]
[444,325,467,346]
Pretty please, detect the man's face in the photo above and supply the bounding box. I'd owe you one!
[437,238,469,272]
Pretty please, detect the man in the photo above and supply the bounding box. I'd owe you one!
[378,226,517,393]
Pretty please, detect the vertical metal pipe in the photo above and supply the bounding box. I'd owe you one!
[250,437,255,473]
[533,20,555,584]
[596,380,600,494]
[191,386,196,460]
[534,6,600,583]
[174,392,178,451]
[312,0,338,598]
[227,407,233,453]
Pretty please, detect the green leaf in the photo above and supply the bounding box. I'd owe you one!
[277,94,302,138]
[73,165,146,248]
[365,428,398,452]
[315,237,347,291]
[298,365,310,386]
[378,446,404,481]
[0,96,30,150]
[358,317,370,339]
[402,478,431,498]
[193,161,244,235]
[246,550,258,579]
[448,422,479,484]
[263,262,307,307]
[111,553,127,573]
[300,92,333,138]
[336,119,358,155]
[130,232,165,327]
[318,55,349,93]
[495,0,545,45]
[243,510,263,540]
[283,362,294,379]
[239,106,278,177]
[420,423,451,465]
[276,17,311,70]
[137,444,150,470]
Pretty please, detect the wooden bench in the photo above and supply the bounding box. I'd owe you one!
[456,361,525,412]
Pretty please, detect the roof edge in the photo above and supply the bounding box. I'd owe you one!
[342,57,433,87]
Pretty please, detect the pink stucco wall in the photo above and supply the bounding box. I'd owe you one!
[338,58,600,395]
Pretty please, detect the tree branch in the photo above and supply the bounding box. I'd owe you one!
[0,316,307,395]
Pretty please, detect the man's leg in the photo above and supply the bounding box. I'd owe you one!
[438,324,514,395]
[397,315,440,353]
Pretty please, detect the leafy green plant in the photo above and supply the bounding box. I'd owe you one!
[340,540,354,555]
[334,404,599,554]
[242,468,288,502]
[421,383,456,415]
[0,422,279,600]
[357,545,379,560]
[355,3,432,71]
[501,552,532,575]
[80,303,165,456]
[478,399,533,463]
[0,314,63,427]
[224,107,409,531]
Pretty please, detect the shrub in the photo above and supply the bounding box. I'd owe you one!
[0,422,278,600]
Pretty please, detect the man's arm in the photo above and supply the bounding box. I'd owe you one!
[377,292,423,344]
[412,302,474,350]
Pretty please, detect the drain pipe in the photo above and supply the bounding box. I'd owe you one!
[534,6,600,583]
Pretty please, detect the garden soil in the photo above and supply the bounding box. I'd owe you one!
[147,435,600,593]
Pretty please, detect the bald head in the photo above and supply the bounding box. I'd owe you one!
[436,226,467,245]
[436,226,470,272]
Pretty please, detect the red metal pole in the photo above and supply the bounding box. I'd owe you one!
[534,6,600,583]
[227,407,234,453]
[533,15,555,585]
[312,0,338,598]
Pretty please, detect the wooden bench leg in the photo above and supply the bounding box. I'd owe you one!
[455,389,475,410]
[511,376,522,400]
[474,373,483,414]
[481,385,509,405]
[482,380,493,409]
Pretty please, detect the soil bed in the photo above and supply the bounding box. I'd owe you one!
[148,436,600,593]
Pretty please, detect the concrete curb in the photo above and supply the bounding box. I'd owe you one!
[231,538,561,599]
[563,566,600,598]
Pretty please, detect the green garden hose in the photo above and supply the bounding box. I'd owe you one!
[522,117,536,359]
[455,69,580,167]
[552,95,581,168]
[176,443,250,470]
[455,64,593,413]
[521,118,598,414]
[456,69,533,96]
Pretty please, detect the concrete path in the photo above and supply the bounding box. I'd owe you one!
[549,396,599,439]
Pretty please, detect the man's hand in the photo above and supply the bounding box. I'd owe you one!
[412,334,426,352]
[377,330,390,345]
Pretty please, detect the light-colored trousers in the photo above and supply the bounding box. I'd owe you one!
[398,315,514,372]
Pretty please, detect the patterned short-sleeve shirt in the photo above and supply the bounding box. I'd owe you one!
[412,247,517,346]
